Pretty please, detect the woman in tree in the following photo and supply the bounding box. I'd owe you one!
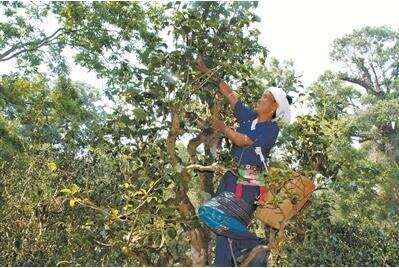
[195,57,292,266]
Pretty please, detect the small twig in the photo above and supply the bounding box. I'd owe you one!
[20,163,35,201]
[56,261,73,266]
[191,66,222,91]
[122,176,164,218]
[127,215,140,247]
[77,200,109,215]
[94,239,112,247]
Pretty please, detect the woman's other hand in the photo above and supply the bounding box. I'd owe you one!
[212,118,226,133]
[195,56,211,74]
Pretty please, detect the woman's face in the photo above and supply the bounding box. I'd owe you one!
[254,91,278,115]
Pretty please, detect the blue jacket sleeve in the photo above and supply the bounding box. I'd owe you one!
[234,101,257,124]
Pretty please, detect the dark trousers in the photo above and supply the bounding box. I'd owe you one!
[213,171,267,267]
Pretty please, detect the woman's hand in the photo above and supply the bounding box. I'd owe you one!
[195,56,211,74]
[212,118,254,146]
[212,118,226,133]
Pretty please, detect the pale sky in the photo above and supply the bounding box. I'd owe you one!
[256,0,399,87]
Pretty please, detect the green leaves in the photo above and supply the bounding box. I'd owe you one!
[47,162,57,172]
[68,197,80,208]
[1,2,398,267]
[277,192,399,267]
[133,107,147,122]
[271,26,399,267]
[308,71,361,119]
[60,184,80,196]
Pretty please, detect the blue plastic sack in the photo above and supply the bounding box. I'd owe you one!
[198,192,259,240]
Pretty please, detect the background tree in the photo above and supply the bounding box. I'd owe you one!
[275,26,399,266]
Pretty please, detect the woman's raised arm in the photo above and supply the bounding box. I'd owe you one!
[195,57,238,108]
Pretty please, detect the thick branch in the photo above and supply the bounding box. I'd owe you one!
[166,109,181,168]
[370,63,382,95]
[357,59,373,88]
[187,133,208,163]
[338,72,373,92]
[185,163,227,174]
[187,95,222,201]
[239,245,268,267]
[166,107,208,266]
[186,130,215,195]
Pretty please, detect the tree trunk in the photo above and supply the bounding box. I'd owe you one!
[167,108,210,266]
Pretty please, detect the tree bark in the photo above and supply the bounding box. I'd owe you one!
[338,72,373,93]
[166,107,210,266]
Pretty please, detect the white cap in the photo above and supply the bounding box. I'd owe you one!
[265,86,291,124]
